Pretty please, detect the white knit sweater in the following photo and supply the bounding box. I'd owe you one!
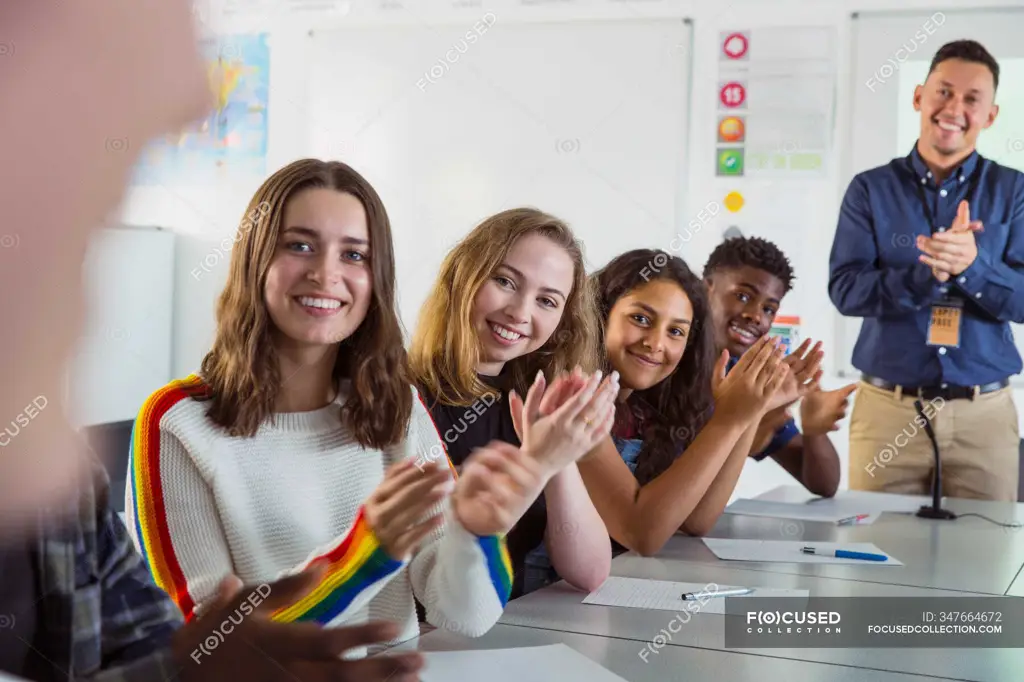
[123,374,512,653]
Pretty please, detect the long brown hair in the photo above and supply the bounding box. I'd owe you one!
[199,159,412,447]
[409,207,600,406]
[592,249,716,485]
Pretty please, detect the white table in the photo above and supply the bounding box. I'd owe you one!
[488,486,1024,682]
[644,486,1024,595]
[391,624,964,682]
[497,574,1023,682]
[387,488,1024,681]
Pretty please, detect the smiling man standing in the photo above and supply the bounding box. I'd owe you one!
[829,40,1024,501]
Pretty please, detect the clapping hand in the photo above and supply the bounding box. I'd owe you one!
[172,567,424,681]
[508,367,619,475]
[917,200,983,282]
[800,382,858,436]
[767,338,824,412]
[453,440,547,536]
[364,459,451,561]
[712,335,790,421]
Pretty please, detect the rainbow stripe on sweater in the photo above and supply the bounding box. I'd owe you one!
[131,376,512,623]
[477,535,513,606]
[129,374,212,621]
[271,507,403,624]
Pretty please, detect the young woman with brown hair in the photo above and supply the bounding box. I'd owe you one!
[125,160,551,654]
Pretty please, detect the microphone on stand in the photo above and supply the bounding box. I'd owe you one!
[913,398,957,520]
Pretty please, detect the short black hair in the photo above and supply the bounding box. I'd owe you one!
[928,40,999,92]
[702,236,795,294]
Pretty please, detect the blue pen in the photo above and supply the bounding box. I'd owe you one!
[801,546,888,562]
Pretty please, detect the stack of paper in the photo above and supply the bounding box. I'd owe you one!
[724,498,880,525]
[583,576,808,614]
[419,644,627,682]
[702,539,903,565]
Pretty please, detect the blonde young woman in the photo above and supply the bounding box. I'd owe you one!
[125,160,560,657]
[410,208,616,598]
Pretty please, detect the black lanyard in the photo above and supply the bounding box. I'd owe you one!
[909,155,982,234]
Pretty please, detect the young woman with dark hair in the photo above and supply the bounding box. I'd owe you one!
[570,249,816,553]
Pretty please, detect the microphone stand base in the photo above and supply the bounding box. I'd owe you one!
[916,506,957,520]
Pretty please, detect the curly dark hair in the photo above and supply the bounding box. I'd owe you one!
[929,40,999,92]
[702,236,795,294]
[592,249,716,486]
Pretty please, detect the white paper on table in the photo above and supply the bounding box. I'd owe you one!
[418,644,628,682]
[754,486,930,514]
[702,539,903,566]
[724,499,880,525]
[582,576,809,614]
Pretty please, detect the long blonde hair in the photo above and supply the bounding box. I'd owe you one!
[409,207,600,406]
[199,159,412,447]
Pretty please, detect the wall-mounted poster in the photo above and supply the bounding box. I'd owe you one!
[133,33,270,187]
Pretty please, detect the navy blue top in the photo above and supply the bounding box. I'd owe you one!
[726,355,799,459]
[828,144,1024,386]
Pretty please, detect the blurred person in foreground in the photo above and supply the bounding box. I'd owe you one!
[0,2,423,680]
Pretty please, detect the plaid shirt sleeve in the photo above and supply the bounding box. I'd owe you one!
[53,460,187,681]
[86,500,185,679]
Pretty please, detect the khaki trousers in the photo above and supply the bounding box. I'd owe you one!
[848,380,1020,501]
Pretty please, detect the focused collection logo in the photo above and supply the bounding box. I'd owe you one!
[745,610,842,634]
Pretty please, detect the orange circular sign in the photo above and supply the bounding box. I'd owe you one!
[719,116,745,142]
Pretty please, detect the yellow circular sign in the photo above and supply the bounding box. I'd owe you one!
[724,191,745,213]
[718,116,745,142]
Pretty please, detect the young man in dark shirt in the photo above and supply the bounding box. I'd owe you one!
[704,237,855,498]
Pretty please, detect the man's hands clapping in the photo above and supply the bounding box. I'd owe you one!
[171,567,424,682]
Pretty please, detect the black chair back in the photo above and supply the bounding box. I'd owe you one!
[81,420,135,513]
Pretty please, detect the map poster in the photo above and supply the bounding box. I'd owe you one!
[133,33,270,187]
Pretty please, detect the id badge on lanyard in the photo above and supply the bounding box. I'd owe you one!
[927,297,963,348]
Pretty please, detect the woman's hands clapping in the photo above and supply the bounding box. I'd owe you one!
[364,459,451,561]
[509,367,619,476]
[366,367,621,551]
[452,441,548,536]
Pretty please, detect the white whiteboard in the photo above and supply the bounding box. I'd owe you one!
[839,8,1024,382]
[66,227,175,426]
[304,18,692,329]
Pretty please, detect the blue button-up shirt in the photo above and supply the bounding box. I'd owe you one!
[828,144,1024,386]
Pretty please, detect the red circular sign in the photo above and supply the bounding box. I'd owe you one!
[723,33,748,59]
[720,82,746,108]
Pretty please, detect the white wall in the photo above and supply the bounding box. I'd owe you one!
[111,0,1024,502]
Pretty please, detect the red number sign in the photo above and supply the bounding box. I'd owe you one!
[720,82,746,108]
